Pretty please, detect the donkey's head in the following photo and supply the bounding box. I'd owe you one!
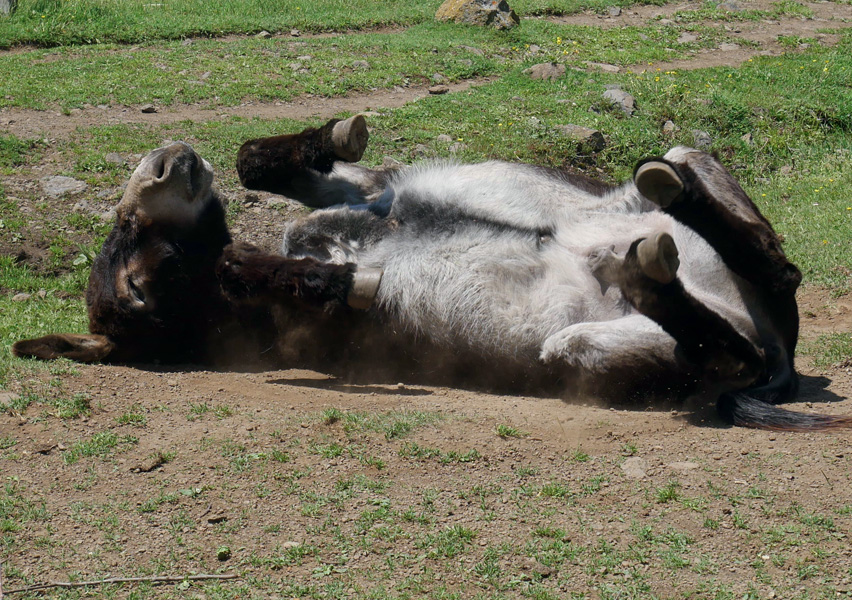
[14,143,233,363]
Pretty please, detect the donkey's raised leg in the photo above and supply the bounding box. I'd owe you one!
[634,148,801,297]
[237,115,396,209]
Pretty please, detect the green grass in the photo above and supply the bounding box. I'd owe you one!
[62,431,138,464]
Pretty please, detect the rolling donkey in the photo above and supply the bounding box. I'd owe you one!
[13,116,849,430]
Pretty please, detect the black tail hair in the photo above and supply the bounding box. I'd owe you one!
[718,392,852,431]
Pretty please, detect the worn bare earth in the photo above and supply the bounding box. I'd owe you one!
[2,2,852,598]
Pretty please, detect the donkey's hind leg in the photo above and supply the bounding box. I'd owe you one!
[634,148,801,297]
[237,115,396,208]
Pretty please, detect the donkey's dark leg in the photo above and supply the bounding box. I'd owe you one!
[237,115,392,208]
[217,242,356,308]
[589,233,766,387]
[634,148,801,297]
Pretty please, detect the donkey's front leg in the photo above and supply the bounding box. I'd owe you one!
[217,242,356,308]
[591,233,766,387]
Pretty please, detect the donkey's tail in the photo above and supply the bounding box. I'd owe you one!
[717,392,852,431]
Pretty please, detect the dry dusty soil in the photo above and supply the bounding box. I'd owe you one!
[2,2,852,598]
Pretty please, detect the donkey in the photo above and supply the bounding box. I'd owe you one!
[13,116,849,430]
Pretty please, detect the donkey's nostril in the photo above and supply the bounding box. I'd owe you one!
[153,156,167,180]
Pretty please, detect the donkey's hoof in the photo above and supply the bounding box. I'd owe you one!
[637,232,679,284]
[332,114,369,162]
[635,161,683,208]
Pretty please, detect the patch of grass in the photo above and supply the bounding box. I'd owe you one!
[655,481,682,504]
[323,408,444,440]
[63,430,138,464]
[495,423,527,438]
[116,406,147,426]
[803,333,852,368]
[419,524,476,559]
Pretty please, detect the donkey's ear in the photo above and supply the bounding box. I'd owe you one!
[13,334,115,362]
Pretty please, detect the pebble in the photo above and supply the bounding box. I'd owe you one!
[428,85,450,95]
[140,104,157,113]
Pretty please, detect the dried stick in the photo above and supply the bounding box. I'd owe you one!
[4,573,238,595]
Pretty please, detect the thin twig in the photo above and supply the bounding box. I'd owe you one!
[4,573,238,595]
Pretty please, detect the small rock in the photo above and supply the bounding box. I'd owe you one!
[677,32,698,43]
[288,62,303,71]
[0,392,21,404]
[524,62,566,81]
[105,152,125,165]
[40,175,88,198]
[621,457,648,479]
[662,120,678,134]
[435,0,520,29]
[290,29,301,37]
[741,132,754,145]
[140,104,157,114]
[436,134,454,143]
[431,73,446,83]
[167,379,178,386]
[131,454,165,473]
[255,30,271,39]
[428,85,450,95]
[351,60,371,70]
[11,293,32,302]
[34,442,57,455]
[717,0,741,10]
[266,198,287,209]
[608,6,621,16]
[528,44,541,54]
[282,541,301,549]
[554,124,606,152]
[585,61,620,73]
[692,129,712,148]
[603,88,636,116]
[459,45,484,55]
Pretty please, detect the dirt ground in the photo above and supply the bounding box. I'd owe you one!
[2,2,852,598]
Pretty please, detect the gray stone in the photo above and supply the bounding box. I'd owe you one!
[608,6,621,16]
[585,61,620,73]
[0,0,17,15]
[352,60,371,70]
[621,457,648,479]
[431,73,446,83]
[428,85,450,95]
[11,293,31,301]
[459,45,484,55]
[140,104,157,113]
[255,30,272,39]
[435,0,520,29]
[524,62,566,81]
[290,29,301,37]
[717,0,741,10]
[677,32,698,43]
[662,120,678,134]
[554,124,606,152]
[436,134,454,143]
[603,88,636,116]
[528,44,541,54]
[105,152,125,165]
[692,129,712,148]
[40,175,88,198]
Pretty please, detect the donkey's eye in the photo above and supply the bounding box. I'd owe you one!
[127,278,146,305]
